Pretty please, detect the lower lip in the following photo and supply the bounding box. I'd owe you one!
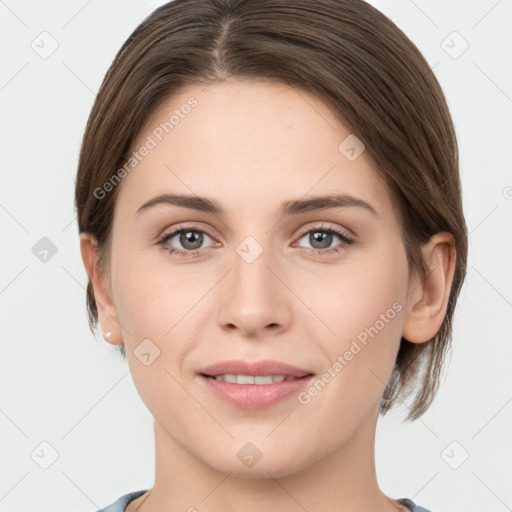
[198,374,315,409]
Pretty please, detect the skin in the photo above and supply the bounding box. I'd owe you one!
[80,79,456,512]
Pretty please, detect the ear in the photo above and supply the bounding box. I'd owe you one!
[402,232,457,344]
[79,233,123,346]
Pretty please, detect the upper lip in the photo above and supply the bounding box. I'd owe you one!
[199,359,314,378]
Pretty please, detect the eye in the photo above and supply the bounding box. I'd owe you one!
[157,222,355,258]
[157,225,217,257]
[294,223,355,255]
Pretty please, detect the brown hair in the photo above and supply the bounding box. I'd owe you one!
[75,0,468,420]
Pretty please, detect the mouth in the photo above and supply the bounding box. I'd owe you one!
[197,359,316,409]
[200,373,313,384]
[198,358,314,379]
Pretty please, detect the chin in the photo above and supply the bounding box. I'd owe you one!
[201,449,310,480]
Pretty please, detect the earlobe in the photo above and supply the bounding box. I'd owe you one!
[402,232,456,344]
[79,233,123,345]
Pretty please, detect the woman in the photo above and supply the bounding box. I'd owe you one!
[76,1,468,511]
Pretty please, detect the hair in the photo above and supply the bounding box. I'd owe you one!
[74,0,468,420]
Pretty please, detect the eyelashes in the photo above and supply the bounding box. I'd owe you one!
[157,223,355,258]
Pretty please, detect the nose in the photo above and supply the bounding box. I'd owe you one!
[216,239,292,338]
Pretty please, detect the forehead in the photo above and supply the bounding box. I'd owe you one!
[115,79,392,221]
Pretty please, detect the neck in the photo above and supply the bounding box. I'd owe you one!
[129,406,407,512]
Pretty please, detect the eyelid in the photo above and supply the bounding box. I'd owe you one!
[157,221,215,240]
[158,221,354,240]
[294,222,354,240]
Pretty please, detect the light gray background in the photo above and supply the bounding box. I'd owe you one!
[0,1,511,511]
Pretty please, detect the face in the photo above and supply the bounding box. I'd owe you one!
[96,80,413,477]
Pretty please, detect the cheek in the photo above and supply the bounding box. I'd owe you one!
[111,247,217,390]
[309,252,406,339]
[111,253,202,413]
[112,243,204,335]
[307,239,408,379]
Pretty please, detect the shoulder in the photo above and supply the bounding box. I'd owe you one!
[93,490,148,512]
[398,497,434,512]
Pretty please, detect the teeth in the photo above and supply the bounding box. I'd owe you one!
[213,374,293,384]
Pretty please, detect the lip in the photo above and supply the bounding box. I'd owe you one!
[197,359,315,410]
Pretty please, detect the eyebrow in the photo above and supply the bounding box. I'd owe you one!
[136,193,379,218]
